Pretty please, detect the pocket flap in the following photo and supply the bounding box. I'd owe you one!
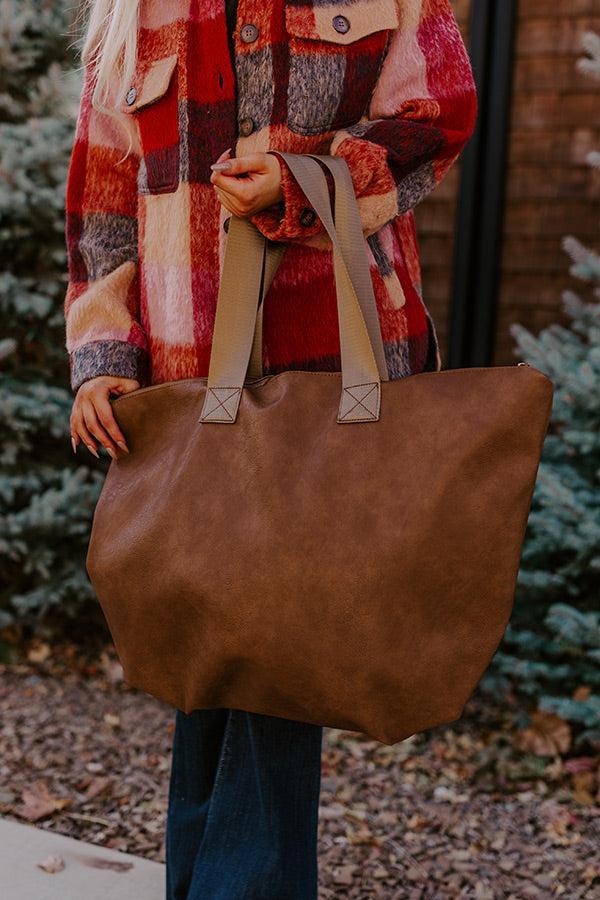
[122,53,178,113]
[285,0,399,44]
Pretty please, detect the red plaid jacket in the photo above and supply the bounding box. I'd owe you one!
[64,0,477,391]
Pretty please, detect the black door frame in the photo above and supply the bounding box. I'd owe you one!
[448,0,518,368]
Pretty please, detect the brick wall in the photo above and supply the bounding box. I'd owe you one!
[416,0,600,365]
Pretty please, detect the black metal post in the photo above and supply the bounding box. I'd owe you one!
[448,0,518,369]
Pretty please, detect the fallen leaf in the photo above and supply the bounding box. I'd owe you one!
[582,864,599,884]
[333,865,356,886]
[76,854,133,872]
[406,812,428,830]
[572,788,594,806]
[15,782,70,822]
[37,854,65,874]
[106,838,129,852]
[320,803,346,820]
[513,711,571,756]
[572,771,595,792]
[100,652,124,684]
[346,827,381,846]
[573,685,591,701]
[27,642,51,664]
[563,756,596,774]
[103,713,120,728]
[432,785,469,803]
[84,777,113,801]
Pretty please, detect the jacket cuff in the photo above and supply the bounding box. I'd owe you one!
[70,340,148,393]
[250,154,329,242]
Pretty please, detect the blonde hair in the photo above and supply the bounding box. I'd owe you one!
[77,0,140,113]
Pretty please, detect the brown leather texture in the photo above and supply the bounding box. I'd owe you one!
[87,364,553,744]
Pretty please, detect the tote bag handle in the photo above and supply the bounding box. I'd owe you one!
[199,153,389,425]
[247,154,389,384]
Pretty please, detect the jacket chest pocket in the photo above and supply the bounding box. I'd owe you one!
[285,0,399,136]
[122,53,180,194]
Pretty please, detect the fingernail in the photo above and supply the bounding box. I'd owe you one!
[117,441,129,454]
[71,437,78,454]
[86,444,99,459]
[106,447,117,460]
[210,161,231,172]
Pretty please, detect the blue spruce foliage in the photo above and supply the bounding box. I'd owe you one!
[482,33,600,745]
[1,1,106,631]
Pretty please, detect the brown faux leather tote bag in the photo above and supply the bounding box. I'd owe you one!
[87,153,553,744]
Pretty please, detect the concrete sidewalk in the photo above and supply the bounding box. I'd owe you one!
[1,817,164,899]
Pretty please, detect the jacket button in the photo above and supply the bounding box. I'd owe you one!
[125,86,137,105]
[239,116,255,137]
[299,207,316,228]
[240,23,259,43]
[332,15,350,34]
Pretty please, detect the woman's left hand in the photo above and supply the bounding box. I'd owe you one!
[210,149,283,217]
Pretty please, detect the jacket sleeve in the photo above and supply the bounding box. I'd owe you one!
[251,0,477,243]
[64,59,149,393]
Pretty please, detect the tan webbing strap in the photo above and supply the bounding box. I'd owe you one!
[275,152,382,421]
[199,215,267,423]
[247,238,285,380]
[307,154,389,383]
[200,154,384,423]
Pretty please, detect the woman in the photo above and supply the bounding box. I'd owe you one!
[64,1,477,896]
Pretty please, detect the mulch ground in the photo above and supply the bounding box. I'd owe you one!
[0,646,598,899]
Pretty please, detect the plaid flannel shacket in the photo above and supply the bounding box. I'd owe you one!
[64,0,477,392]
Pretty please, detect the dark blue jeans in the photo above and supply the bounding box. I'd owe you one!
[165,708,323,899]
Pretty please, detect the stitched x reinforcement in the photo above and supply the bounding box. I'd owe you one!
[338,383,379,421]
[200,387,242,422]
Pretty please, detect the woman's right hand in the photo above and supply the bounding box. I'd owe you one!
[70,375,140,459]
